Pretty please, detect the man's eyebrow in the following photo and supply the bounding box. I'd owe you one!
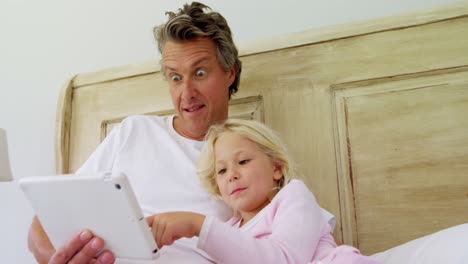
[165,65,176,72]
[193,58,210,67]
[164,57,211,72]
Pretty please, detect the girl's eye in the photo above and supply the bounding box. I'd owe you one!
[217,168,226,175]
[239,159,250,165]
[171,74,181,82]
[195,69,206,77]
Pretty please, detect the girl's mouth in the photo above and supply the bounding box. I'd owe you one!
[230,187,247,196]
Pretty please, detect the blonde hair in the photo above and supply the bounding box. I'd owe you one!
[197,119,297,196]
[153,2,242,98]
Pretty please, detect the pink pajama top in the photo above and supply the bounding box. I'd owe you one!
[197,180,378,264]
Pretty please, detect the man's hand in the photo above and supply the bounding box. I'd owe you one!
[28,216,115,264]
[146,212,205,249]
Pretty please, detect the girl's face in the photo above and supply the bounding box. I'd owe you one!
[214,132,283,223]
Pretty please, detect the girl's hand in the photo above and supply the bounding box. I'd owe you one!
[146,212,205,248]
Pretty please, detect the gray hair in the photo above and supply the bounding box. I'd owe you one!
[154,2,242,98]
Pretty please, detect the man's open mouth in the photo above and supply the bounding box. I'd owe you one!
[184,105,204,112]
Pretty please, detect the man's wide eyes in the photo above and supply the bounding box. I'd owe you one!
[171,74,181,81]
[196,69,206,77]
[169,70,204,81]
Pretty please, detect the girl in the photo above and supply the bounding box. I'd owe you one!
[147,119,378,263]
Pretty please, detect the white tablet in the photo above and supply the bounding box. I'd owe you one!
[19,172,159,261]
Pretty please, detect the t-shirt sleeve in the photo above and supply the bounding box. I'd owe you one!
[198,181,327,264]
[75,124,122,175]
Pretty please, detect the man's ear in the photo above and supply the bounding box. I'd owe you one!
[228,65,236,83]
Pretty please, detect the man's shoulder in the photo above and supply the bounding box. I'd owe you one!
[111,115,174,141]
[109,115,176,146]
[122,114,167,123]
[120,115,171,130]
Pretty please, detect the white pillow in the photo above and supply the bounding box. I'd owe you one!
[370,223,468,264]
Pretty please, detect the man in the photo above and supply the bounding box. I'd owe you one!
[28,2,242,263]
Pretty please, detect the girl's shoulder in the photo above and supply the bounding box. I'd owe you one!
[273,179,317,205]
[282,179,312,195]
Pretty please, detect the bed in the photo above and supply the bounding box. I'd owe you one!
[55,2,468,257]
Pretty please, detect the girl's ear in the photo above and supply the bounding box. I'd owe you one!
[273,164,283,181]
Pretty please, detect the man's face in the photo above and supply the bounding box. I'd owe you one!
[162,38,235,140]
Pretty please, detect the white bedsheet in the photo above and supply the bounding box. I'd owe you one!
[370,224,468,264]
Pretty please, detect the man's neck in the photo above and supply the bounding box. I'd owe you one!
[172,116,206,141]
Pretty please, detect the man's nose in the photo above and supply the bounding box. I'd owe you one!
[180,78,197,100]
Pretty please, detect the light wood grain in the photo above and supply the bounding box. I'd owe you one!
[55,76,74,174]
[334,70,468,253]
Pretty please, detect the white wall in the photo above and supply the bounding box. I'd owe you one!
[0,0,461,262]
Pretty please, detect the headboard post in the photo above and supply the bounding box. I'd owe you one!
[55,76,75,174]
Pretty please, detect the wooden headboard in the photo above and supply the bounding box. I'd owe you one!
[55,2,468,254]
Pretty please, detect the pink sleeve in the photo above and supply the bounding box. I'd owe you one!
[198,180,328,264]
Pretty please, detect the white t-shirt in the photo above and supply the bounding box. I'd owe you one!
[77,115,230,263]
[77,115,230,218]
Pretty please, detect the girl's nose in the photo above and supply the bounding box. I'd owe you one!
[228,170,239,182]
